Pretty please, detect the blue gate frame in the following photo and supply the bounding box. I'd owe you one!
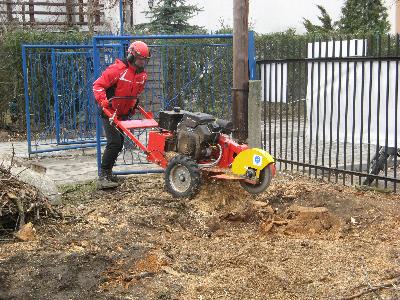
[22,44,104,155]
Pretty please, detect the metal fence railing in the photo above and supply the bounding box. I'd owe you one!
[257,35,400,191]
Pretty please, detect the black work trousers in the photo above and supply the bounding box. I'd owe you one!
[101,115,124,171]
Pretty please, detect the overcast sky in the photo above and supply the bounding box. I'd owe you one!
[135,0,397,34]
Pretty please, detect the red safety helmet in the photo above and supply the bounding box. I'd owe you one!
[127,41,151,59]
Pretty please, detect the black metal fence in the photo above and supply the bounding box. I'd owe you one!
[257,35,400,191]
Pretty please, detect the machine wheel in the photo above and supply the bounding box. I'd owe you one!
[240,165,273,194]
[165,155,201,198]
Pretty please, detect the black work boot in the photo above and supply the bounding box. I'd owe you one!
[104,169,119,183]
[97,169,119,190]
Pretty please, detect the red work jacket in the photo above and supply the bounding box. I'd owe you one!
[93,59,147,116]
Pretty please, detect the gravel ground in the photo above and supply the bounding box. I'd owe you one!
[0,172,399,300]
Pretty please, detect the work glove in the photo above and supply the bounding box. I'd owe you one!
[127,98,139,117]
[127,107,136,118]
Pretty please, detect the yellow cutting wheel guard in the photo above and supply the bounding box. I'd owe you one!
[231,148,275,178]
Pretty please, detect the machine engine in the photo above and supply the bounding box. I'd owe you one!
[158,108,233,160]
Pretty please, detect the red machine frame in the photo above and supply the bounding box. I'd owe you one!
[102,104,251,171]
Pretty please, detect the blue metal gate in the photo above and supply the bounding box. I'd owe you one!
[22,44,99,154]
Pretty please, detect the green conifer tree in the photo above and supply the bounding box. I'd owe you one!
[339,0,390,34]
[303,5,336,35]
[136,0,204,34]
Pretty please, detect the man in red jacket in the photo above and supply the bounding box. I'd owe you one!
[93,41,150,189]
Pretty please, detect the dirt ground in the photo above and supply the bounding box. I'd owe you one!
[0,172,399,300]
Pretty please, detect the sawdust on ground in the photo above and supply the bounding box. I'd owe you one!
[0,172,399,300]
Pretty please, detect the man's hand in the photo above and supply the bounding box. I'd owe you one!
[127,98,139,117]
[127,107,136,118]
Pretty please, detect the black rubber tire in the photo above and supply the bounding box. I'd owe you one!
[240,165,273,194]
[165,155,201,198]
[363,152,388,185]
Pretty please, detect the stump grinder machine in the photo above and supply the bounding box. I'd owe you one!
[103,97,276,198]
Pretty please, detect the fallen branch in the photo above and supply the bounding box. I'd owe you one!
[359,256,383,300]
[13,197,25,228]
[7,143,15,173]
[0,149,61,232]
[340,280,400,300]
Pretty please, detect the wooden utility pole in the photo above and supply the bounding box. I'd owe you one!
[232,0,249,143]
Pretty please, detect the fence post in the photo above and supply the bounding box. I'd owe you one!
[93,37,102,176]
[6,0,12,21]
[119,0,124,35]
[66,0,74,26]
[51,49,61,144]
[22,45,32,156]
[248,80,262,148]
[248,30,257,80]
